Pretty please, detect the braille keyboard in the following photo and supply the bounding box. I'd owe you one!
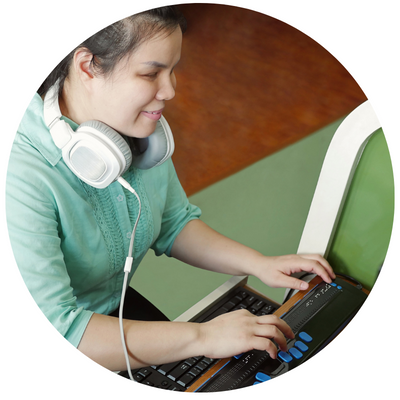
[195,278,367,392]
[118,286,279,390]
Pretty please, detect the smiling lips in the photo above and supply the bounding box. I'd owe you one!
[142,108,164,121]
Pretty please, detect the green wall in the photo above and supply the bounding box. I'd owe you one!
[131,119,394,320]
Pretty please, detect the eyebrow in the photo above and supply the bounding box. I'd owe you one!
[141,59,181,69]
[141,61,168,68]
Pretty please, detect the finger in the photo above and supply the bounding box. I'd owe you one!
[301,254,336,279]
[251,336,279,359]
[270,272,311,291]
[292,257,333,284]
[253,324,288,353]
[257,315,295,340]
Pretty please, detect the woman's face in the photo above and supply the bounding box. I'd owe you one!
[88,27,182,138]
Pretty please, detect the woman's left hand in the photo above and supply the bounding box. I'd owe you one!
[253,253,336,291]
[172,220,335,291]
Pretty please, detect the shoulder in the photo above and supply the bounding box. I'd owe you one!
[139,157,179,185]
[13,93,62,167]
[7,94,75,200]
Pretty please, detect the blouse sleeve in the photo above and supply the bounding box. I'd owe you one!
[6,134,93,348]
[150,159,201,257]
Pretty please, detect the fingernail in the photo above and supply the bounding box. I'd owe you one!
[300,282,308,290]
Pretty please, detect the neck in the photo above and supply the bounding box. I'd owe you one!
[59,77,90,124]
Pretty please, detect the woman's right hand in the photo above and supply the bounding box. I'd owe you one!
[198,309,295,360]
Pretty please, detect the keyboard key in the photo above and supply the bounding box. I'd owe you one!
[188,367,202,377]
[138,368,152,378]
[178,373,196,387]
[184,357,198,366]
[233,304,247,311]
[207,307,230,321]
[278,351,293,363]
[194,361,209,371]
[167,363,190,381]
[252,300,266,311]
[157,361,181,375]
[222,301,237,311]
[232,295,244,304]
[260,305,274,314]
[243,296,257,307]
[255,372,271,382]
[237,291,248,300]
[133,373,144,382]
[171,385,185,391]
[289,347,303,359]
[160,380,170,388]
[294,341,308,352]
[298,332,313,343]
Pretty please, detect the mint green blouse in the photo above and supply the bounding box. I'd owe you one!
[6,93,201,347]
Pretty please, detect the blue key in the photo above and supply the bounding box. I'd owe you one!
[278,351,293,363]
[289,347,303,359]
[255,372,271,382]
[330,282,337,287]
[299,332,313,343]
[253,381,262,385]
[234,353,243,359]
[294,341,308,352]
[337,286,342,290]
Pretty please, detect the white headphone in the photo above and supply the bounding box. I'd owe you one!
[43,81,175,189]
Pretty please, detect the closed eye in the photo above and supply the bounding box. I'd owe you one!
[142,72,158,80]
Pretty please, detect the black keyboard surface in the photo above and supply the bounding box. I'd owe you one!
[118,286,278,390]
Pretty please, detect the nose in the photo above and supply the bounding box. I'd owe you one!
[155,73,176,101]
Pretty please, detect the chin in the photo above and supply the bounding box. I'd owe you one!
[122,120,158,139]
[126,130,154,139]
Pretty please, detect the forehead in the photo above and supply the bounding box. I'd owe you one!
[121,27,183,70]
[137,27,182,59]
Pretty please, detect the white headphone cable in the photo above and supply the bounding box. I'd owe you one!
[117,176,142,381]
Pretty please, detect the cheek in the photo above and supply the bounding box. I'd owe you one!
[95,81,156,127]
[113,97,143,122]
[171,73,177,90]
[126,89,155,114]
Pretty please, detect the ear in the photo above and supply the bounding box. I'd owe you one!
[72,48,95,84]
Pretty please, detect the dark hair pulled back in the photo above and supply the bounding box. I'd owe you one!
[38,6,186,97]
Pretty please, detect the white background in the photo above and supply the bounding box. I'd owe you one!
[1,1,398,399]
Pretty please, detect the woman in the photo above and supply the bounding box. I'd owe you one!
[6,6,334,374]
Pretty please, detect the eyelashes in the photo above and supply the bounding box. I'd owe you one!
[142,72,158,80]
[141,69,175,81]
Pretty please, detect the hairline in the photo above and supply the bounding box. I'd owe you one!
[89,22,182,79]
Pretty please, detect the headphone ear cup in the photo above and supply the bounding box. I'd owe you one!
[78,120,132,175]
[128,116,174,169]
